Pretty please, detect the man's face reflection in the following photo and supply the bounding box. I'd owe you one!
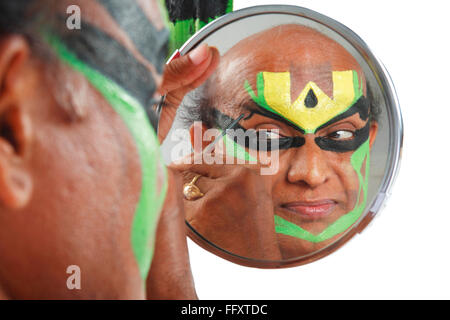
[207,24,378,258]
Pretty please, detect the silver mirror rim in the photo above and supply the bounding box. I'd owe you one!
[177,4,403,268]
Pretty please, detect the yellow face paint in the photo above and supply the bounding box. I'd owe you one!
[245,70,363,133]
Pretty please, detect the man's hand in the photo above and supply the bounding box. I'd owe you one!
[147,45,219,299]
[157,45,220,143]
[147,168,197,300]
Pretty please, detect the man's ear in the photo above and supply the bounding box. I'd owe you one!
[369,121,379,149]
[189,121,210,153]
[0,35,33,210]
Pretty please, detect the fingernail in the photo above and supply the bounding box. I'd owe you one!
[168,50,181,63]
[188,44,209,65]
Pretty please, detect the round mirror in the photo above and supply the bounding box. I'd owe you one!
[161,5,402,268]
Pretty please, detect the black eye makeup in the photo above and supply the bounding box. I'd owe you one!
[327,130,355,140]
[315,121,370,153]
[212,109,305,151]
[212,108,370,152]
[240,129,306,151]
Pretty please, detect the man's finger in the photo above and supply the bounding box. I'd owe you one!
[187,47,220,89]
[159,44,215,95]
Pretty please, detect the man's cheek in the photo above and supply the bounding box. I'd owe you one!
[335,155,361,192]
[330,155,360,211]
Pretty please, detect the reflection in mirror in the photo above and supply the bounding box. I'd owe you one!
[161,6,401,267]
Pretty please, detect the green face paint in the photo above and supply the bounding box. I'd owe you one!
[45,34,167,282]
[274,139,370,243]
[223,133,258,163]
[242,69,371,243]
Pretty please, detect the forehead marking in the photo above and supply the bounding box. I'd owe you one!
[305,89,318,108]
[245,70,363,133]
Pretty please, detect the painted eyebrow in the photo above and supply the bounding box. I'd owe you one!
[315,96,370,132]
[245,94,370,135]
[212,108,306,150]
[240,102,306,134]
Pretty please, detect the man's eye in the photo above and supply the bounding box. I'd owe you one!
[328,130,354,140]
[257,130,282,139]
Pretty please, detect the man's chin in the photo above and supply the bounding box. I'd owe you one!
[274,207,350,259]
[276,233,339,260]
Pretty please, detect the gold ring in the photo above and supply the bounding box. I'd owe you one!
[183,174,204,201]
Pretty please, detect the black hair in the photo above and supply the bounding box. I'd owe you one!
[176,83,212,129]
[0,0,88,122]
[0,0,56,58]
[0,1,39,40]
[366,83,381,123]
[165,0,232,24]
[0,1,31,33]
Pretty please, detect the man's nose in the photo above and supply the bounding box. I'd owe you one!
[287,135,332,188]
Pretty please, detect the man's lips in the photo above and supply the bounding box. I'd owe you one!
[281,200,337,220]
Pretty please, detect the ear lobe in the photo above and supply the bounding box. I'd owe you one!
[369,121,379,149]
[0,35,33,210]
[0,142,33,209]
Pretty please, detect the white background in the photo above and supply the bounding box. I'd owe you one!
[187,0,450,299]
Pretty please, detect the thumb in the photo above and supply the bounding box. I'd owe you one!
[159,44,214,95]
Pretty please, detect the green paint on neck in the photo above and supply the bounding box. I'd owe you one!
[44,34,168,282]
[274,139,370,243]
